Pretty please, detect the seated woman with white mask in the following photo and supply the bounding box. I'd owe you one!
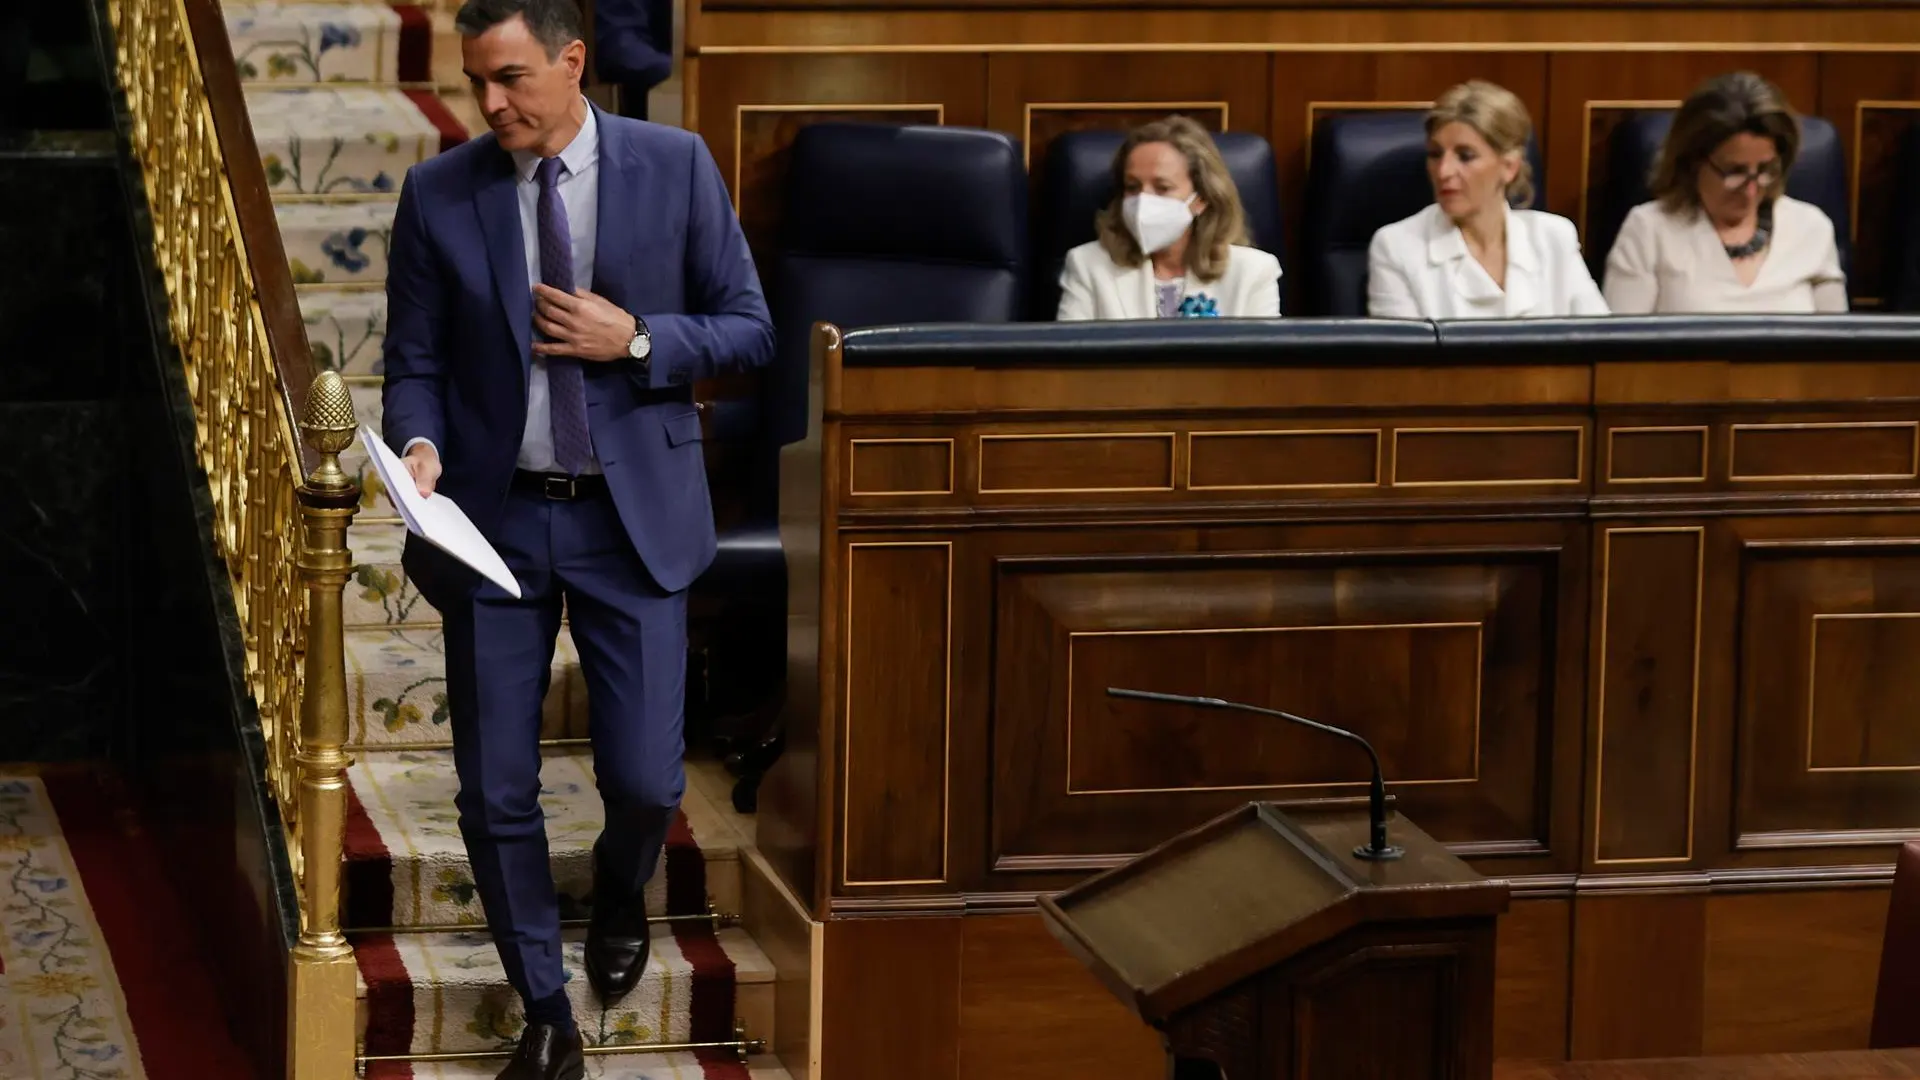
[1057,115,1282,320]
[1368,81,1608,319]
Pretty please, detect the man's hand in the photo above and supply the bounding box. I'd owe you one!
[533,284,637,363]
[403,442,442,497]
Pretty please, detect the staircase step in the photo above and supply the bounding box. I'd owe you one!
[346,522,436,629]
[356,924,770,1057]
[276,198,397,287]
[392,1055,793,1079]
[300,287,387,377]
[346,626,589,748]
[225,0,403,84]
[344,747,743,930]
[245,86,439,194]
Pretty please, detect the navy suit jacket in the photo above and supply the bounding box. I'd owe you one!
[381,106,774,602]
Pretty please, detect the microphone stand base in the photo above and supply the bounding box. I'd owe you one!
[1353,844,1405,861]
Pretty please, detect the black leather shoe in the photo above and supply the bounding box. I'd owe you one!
[585,852,650,1002]
[496,1022,583,1080]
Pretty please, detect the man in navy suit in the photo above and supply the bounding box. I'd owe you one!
[381,1,772,1075]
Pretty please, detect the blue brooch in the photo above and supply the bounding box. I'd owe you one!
[1177,293,1221,318]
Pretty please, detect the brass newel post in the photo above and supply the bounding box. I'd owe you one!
[288,371,361,1080]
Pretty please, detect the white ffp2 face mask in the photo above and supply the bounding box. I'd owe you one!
[1122,191,1197,255]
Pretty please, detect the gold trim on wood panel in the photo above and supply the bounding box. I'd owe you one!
[1604,425,1711,485]
[1064,622,1486,796]
[841,540,954,888]
[1849,100,1920,251]
[1805,611,1920,774]
[1591,525,1705,867]
[730,102,946,214]
[1577,99,1681,242]
[1303,100,1432,171]
[1727,420,1920,482]
[1184,428,1384,491]
[1021,101,1231,169]
[976,431,1179,494]
[1388,425,1587,487]
[846,437,956,497]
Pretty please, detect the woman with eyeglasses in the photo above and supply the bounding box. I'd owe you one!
[1603,71,1846,313]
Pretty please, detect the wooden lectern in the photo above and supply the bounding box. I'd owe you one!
[1039,802,1510,1080]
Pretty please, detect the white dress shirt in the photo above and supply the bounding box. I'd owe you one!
[1367,202,1609,320]
[1601,196,1848,315]
[405,102,604,473]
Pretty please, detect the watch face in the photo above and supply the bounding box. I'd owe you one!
[629,332,651,360]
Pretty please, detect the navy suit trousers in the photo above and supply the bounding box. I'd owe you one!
[441,486,687,1006]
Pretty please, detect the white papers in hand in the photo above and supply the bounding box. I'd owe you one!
[359,426,522,599]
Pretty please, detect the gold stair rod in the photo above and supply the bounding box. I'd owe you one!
[344,909,742,935]
[358,1023,766,1064]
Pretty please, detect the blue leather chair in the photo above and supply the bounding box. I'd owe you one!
[770,122,1027,443]
[1301,110,1546,317]
[1030,128,1285,320]
[1589,111,1852,287]
[708,122,1028,807]
[1886,120,1920,312]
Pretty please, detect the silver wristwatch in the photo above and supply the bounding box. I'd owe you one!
[627,315,652,363]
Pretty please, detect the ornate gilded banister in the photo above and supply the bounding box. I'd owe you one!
[101,0,360,1073]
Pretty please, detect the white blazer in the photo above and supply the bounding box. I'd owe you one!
[1602,196,1848,315]
[1367,203,1609,320]
[1057,240,1282,320]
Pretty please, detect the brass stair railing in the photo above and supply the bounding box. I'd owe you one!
[103,0,361,1073]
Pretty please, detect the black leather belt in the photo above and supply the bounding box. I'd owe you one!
[512,470,609,501]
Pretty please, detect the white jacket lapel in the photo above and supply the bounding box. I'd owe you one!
[1502,208,1542,316]
[1116,259,1156,320]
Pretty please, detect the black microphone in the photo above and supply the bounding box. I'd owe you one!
[1107,687,1404,861]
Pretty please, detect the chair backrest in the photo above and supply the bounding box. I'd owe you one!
[1590,111,1852,286]
[1029,128,1285,320]
[768,122,1027,445]
[1300,109,1547,317]
[1871,840,1920,1048]
[1888,120,1920,311]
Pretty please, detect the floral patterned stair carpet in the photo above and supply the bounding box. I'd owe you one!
[0,771,253,1080]
[221,4,781,1075]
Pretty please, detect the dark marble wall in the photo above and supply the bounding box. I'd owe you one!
[0,133,132,760]
[0,4,299,1075]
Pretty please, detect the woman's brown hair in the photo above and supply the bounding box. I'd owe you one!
[1649,71,1800,213]
[1425,80,1536,208]
[1093,115,1249,283]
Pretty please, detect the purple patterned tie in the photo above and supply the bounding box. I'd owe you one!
[536,156,592,474]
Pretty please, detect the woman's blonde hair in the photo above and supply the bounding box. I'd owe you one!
[1425,80,1536,208]
[1649,71,1800,213]
[1093,115,1249,283]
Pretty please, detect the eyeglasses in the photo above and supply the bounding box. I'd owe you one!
[1706,159,1783,191]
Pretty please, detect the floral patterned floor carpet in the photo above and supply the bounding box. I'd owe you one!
[218,4,785,1074]
[0,771,253,1080]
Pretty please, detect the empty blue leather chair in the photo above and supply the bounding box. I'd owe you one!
[698,122,1028,795]
[1030,128,1285,320]
[771,123,1027,439]
[1590,111,1852,287]
[1886,120,1920,312]
[1301,109,1546,317]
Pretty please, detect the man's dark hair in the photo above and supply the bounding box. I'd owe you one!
[454,0,583,57]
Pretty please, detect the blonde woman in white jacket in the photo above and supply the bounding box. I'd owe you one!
[1057,115,1282,321]
[1367,81,1608,320]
